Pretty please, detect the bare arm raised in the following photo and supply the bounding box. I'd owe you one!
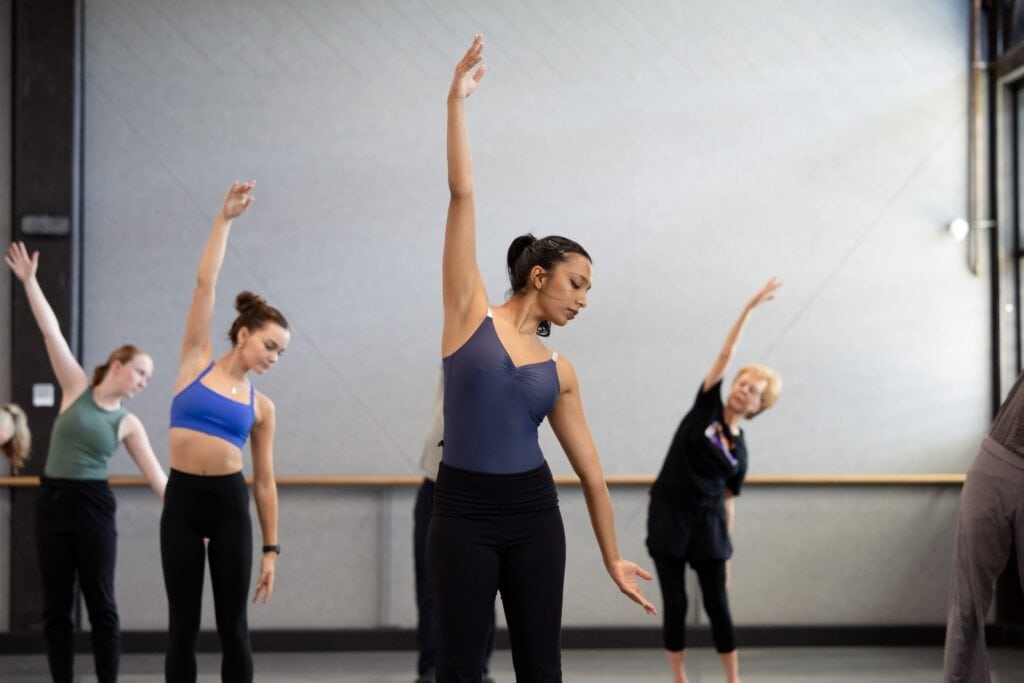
[5,242,89,409]
[442,35,490,357]
[703,278,781,393]
[176,181,255,391]
[549,357,657,616]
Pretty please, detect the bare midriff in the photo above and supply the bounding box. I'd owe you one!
[169,428,244,475]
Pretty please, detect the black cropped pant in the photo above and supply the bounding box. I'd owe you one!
[652,555,736,653]
[160,469,253,683]
[37,477,120,683]
[427,462,565,683]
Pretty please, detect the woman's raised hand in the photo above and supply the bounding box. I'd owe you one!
[220,180,256,221]
[449,34,487,101]
[4,242,38,283]
[746,277,781,310]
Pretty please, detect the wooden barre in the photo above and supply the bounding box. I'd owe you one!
[0,473,966,487]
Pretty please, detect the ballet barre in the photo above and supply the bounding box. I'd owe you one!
[0,473,966,487]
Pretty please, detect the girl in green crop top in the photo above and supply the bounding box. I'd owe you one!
[6,241,167,683]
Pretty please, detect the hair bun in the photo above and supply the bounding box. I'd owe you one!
[506,234,537,273]
[235,291,266,314]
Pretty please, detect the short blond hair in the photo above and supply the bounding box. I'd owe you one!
[735,365,781,417]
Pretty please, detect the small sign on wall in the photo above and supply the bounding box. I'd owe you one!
[20,215,71,236]
[32,383,55,408]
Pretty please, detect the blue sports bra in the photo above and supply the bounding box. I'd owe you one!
[170,362,255,449]
[442,310,560,474]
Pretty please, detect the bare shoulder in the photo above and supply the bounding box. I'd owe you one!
[254,390,276,427]
[173,355,211,395]
[118,412,144,440]
[554,352,579,395]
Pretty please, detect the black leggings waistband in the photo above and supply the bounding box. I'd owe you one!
[433,460,559,516]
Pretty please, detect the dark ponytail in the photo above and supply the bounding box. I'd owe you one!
[228,291,288,344]
[506,233,591,337]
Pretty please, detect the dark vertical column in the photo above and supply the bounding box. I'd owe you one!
[10,0,82,631]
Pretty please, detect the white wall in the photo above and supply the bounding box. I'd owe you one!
[2,0,981,632]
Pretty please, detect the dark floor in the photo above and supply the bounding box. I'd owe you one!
[2,647,1024,682]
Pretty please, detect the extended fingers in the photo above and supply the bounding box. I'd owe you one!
[458,34,484,70]
[625,585,657,615]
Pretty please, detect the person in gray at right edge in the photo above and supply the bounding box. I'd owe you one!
[944,372,1024,682]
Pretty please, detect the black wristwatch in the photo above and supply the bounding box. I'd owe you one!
[262,544,281,555]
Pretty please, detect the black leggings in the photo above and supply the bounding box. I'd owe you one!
[161,469,253,683]
[427,462,565,683]
[652,554,736,653]
[37,477,120,683]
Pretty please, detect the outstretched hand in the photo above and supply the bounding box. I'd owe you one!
[220,180,256,221]
[4,242,38,283]
[746,277,781,310]
[609,558,658,615]
[449,34,487,101]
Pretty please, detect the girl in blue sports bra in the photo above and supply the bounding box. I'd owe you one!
[163,181,289,683]
[429,35,656,683]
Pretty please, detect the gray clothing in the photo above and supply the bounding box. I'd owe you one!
[943,437,1024,682]
[988,371,1024,456]
[419,373,444,482]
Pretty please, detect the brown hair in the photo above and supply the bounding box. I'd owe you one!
[228,291,288,344]
[0,403,31,472]
[92,344,146,386]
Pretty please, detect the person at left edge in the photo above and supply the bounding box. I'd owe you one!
[6,241,167,683]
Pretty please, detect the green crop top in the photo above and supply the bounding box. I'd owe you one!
[44,389,127,480]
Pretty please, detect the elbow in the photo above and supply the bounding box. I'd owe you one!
[448,175,474,199]
[579,471,608,495]
[253,476,277,497]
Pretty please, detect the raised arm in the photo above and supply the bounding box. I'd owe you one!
[441,35,489,356]
[250,392,279,604]
[118,413,168,499]
[703,277,781,392]
[548,357,656,615]
[177,181,255,387]
[5,242,89,404]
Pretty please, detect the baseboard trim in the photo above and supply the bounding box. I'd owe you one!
[1,624,1013,654]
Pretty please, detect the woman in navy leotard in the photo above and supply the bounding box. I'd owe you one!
[162,181,289,683]
[429,35,656,682]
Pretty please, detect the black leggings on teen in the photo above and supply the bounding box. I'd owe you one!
[37,477,120,683]
[652,554,736,653]
[161,469,253,683]
[427,461,565,683]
